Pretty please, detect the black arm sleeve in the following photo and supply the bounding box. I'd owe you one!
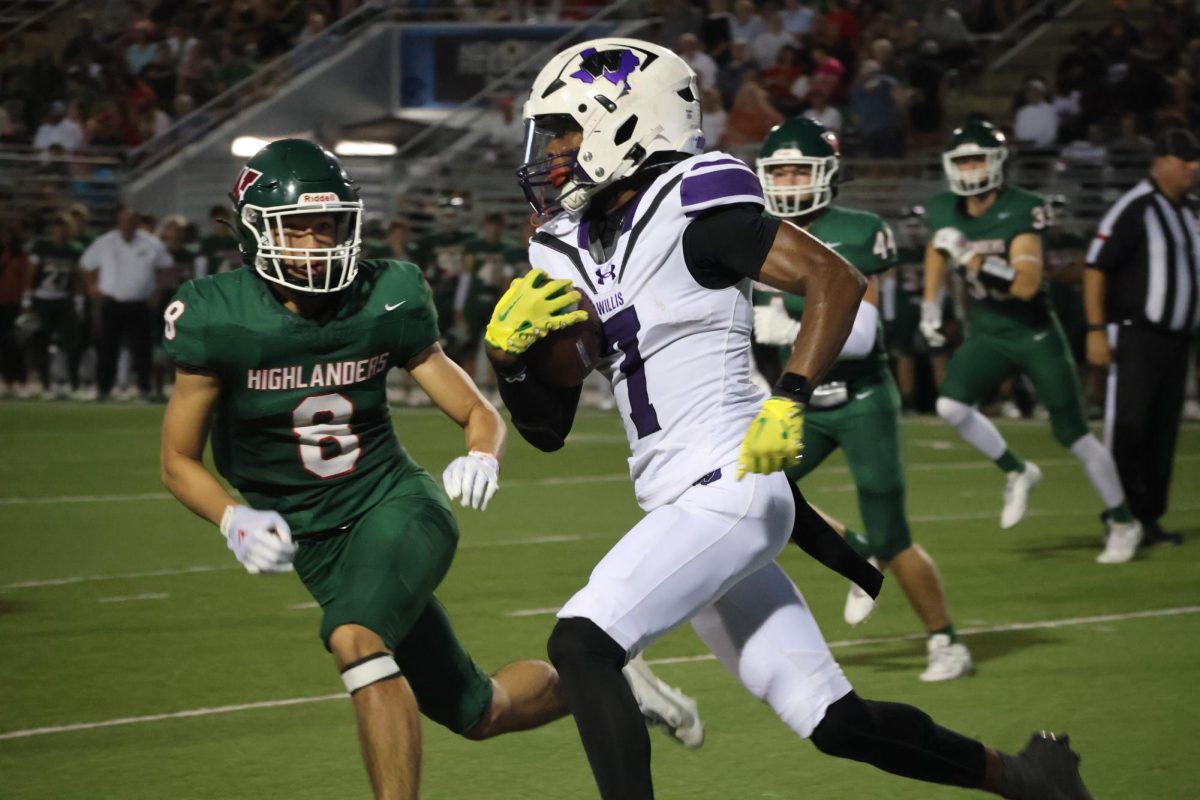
[682,203,782,289]
[494,365,582,452]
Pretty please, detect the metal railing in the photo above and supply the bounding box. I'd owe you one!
[0,0,73,42]
[0,147,124,230]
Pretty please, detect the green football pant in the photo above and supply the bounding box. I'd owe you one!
[939,318,1089,447]
[294,482,493,734]
[786,374,913,562]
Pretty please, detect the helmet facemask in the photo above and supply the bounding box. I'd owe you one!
[758,150,838,217]
[516,114,590,217]
[240,200,363,293]
[943,145,1006,196]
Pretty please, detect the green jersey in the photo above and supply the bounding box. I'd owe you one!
[162,260,440,536]
[924,186,1051,330]
[28,239,82,300]
[756,206,897,385]
[196,233,242,277]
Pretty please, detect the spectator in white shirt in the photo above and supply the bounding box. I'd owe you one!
[781,0,815,37]
[730,0,765,45]
[803,89,842,133]
[80,207,175,401]
[752,10,793,70]
[701,88,728,149]
[1013,79,1059,148]
[678,34,719,91]
[33,101,85,152]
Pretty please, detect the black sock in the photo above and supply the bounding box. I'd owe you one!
[811,691,986,788]
[547,617,653,800]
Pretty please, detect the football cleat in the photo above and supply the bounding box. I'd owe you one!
[1001,461,1042,529]
[1006,732,1094,800]
[1096,519,1142,564]
[920,633,974,682]
[843,557,880,626]
[622,654,705,749]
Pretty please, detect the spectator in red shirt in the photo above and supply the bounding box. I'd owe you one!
[825,0,861,45]
[811,43,847,103]
[722,75,783,148]
[0,223,29,395]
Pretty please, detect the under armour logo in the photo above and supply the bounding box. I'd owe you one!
[595,265,616,285]
[571,48,640,91]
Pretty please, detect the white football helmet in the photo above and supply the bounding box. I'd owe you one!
[518,38,704,216]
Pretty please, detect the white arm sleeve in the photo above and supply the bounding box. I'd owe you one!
[880,274,897,322]
[837,301,879,361]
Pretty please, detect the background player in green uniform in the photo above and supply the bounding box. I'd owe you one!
[195,205,242,277]
[156,140,698,799]
[884,207,956,411]
[921,120,1141,564]
[753,118,972,681]
[459,212,526,391]
[21,212,84,398]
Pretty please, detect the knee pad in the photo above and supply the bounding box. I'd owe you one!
[547,617,626,674]
[935,396,970,427]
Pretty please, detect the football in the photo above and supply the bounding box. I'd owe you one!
[525,290,603,388]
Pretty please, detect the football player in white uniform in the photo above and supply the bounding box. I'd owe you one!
[487,39,1093,800]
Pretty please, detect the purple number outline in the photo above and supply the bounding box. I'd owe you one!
[601,306,661,438]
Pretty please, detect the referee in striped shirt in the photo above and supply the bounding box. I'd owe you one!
[1084,128,1200,549]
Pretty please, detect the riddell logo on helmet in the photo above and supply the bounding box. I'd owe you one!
[299,192,338,204]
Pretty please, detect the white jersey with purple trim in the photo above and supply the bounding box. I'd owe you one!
[529,151,768,509]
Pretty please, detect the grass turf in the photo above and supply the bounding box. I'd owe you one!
[0,403,1197,799]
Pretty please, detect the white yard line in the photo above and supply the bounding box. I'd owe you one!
[503,606,562,617]
[2,605,1196,742]
[2,565,234,590]
[97,593,169,604]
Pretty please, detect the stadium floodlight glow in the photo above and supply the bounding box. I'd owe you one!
[231,136,271,157]
[334,141,398,157]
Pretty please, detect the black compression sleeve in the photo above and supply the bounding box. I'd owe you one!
[682,203,781,289]
[494,365,582,452]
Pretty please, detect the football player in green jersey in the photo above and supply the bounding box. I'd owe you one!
[21,212,84,398]
[195,204,242,277]
[921,120,1140,563]
[159,140,706,799]
[754,117,972,681]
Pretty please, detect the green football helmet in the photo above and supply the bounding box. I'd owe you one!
[229,138,363,293]
[942,120,1008,197]
[757,117,841,217]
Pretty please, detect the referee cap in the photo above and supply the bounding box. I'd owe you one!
[1153,128,1200,161]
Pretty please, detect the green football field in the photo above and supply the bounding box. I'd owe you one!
[1,402,1197,799]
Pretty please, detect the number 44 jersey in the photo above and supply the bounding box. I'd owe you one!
[162,261,440,536]
[530,152,768,510]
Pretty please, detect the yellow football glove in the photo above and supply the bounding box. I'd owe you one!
[484,269,589,355]
[737,397,805,480]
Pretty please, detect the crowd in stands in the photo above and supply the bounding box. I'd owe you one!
[0,0,361,152]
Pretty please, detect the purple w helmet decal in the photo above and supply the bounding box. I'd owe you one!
[570,48,641,91]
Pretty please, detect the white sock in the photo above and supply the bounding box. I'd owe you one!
[1070,434,1126,510]
[936,397,1009,462]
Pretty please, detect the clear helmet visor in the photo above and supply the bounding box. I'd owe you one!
[243,201,363,293]
[516,115,589,216]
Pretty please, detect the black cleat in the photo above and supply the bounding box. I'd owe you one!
[1140,521,1183,548]
[1010,732,1094,800]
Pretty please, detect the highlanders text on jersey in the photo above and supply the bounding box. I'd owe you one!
[162,260,441,535]
[529,152,767,510]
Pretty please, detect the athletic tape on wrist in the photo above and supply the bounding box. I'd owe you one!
[340,652,402,695]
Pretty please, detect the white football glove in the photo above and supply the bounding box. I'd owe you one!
[753,303,801,346]
[220,505,296,574]
[442,451,500,511]
[931,227,973,267]
[919,300,946,348]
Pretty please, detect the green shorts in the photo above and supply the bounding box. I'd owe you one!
[294,473,493,733]
[785,371,913,561]
[940,314,1088,446]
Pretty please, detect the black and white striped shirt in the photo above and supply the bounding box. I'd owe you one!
[1087,179,1200,334]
